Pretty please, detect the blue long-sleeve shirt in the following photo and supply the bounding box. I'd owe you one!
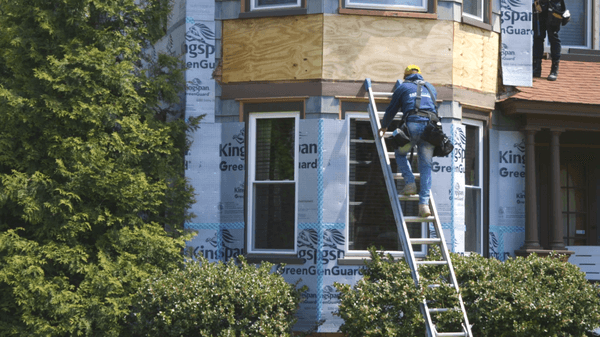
[381,73,437,129]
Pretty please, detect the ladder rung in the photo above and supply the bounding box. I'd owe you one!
[398,195,419,201]
[410,238,442,245]
[349,201,362,206]
[435,333,468,337]
[350,139,375,144]
[377,112,403,119]
[349,181,367,185]
[405,215,435,222]
[349,160,373,165]
[417,260,447,266]
[372,91,394,97]
[428,308,451,314]
[388,152,395,159]
[393,173,420,180]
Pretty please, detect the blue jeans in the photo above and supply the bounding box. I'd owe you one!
[394,121,435,205]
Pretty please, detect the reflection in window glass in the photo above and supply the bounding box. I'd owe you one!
[559,0,587,47]
[253,0,300,10]
[345,0,426,11]
[561,162,587,246]
[255,118,295,181]
[463,0,483,19]
[254,184,295,249]
[463,122,482,254]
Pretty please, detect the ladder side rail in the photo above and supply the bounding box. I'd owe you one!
[429,197,473,336]
[365,80,437,337]
[364,79,421,288]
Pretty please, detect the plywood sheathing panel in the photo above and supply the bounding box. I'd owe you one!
[322,15,454,84]
[452,22,499,94]
[222,15,323,83]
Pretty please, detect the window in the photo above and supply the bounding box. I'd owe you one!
[345,113,426,257]
[463,0,484,21]
[345,0,427,12]
[561,162,588,245]
[558,0,592,48]
[247,112,299,254]
[463,120,484,254]
[250,0,301,10]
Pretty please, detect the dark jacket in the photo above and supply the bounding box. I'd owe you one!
[381,73,437,128]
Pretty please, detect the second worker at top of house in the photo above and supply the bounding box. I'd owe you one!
[378,65,437,218]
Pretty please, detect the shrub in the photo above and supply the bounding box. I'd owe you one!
[127,255,306,337]
[334,248,426,336]
[454,251,600,337]
[335,247,600,337]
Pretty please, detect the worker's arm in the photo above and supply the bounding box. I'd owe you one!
[379,87,403,136]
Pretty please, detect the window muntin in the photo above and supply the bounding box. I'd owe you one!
[248,113,299,253]
[463,120,484,254]
[345,0,427,12]
[346,113,426,257]
[250,0,301,11]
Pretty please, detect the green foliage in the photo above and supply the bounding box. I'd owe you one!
[335,247,600,337]
[0,0,197,336]
[127,255,306,337]
[334,248,426,336]
[454,251,600,337]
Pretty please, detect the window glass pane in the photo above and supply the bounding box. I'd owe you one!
[560,163,567,187]
[255,118,295,181]
[253,183,295,250]
[561,187,568,211]
[256,0,297,6]
[465,187,481,252]
[567,162,586,187]
[349,118,421,252]
[463,0,482,18]
[569,188,586,212]
[464,125,479,186]
[346,0,423,9]
[559,0,587,47]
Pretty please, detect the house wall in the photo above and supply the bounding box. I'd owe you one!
[183,0,501,333]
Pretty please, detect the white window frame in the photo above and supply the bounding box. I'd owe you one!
[344,0,427,12]
[247,112,300,255]
[462,119,484,255]
[250,0,301,11]
[344,112,427,258]
[462,0,485,21]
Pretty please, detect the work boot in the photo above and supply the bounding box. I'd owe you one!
[548,60,559,81]
[399,182,417,195]
[533,59,542,77]
[419,204,431,218]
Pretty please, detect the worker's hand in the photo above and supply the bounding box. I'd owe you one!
[378,127,387,138]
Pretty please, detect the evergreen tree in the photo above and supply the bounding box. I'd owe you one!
[0,0,197,335]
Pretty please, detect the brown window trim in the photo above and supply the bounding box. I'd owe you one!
[237,97,308,122]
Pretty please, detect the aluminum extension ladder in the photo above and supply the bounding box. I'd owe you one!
[363,78,473,337]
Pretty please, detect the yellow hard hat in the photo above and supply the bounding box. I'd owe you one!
[404,64,421,77]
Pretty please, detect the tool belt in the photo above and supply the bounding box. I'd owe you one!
[406,109,454,157]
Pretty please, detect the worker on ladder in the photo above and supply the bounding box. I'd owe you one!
[378,65,438,218]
